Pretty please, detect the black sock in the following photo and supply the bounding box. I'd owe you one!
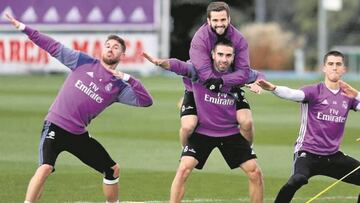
[274,183,301,203]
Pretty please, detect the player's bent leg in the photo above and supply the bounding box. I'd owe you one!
[170,156,198,203]
[240,159,264,203]
[179,115,198,147]
[274,173,308,203]
[325,152,360,186]
[25,164,53,203]
[236,109,254,145]
[103,163,120,203]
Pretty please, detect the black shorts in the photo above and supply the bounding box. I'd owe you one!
[292,150,360,185]
[38,121,116,174]
[234,88,251,110]
[180,90,197,117]
[180,89,250,117]
[182,132,257,169]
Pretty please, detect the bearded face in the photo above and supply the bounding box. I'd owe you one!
[101,39,123,65]
[212,44,234,72]
[207,10,230,36]
[102,54,120,65]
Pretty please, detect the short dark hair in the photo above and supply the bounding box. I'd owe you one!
[206,1,230,19]
[106,35,126,53]
[213,37,234,51]
[323,50,345,64]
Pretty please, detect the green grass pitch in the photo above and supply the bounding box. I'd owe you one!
[0,75,358,203]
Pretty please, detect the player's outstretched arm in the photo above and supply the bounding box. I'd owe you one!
[257,79,305,102]
[142,52,170,70]
[142,52,196,79]
[5,13,21,29]
[256,79,276,91]
[6,13,86,70]
[243,69,266,94]
[339,80,359,99]
[246,83,262,94]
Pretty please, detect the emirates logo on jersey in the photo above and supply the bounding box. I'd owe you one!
[105,83,113,92]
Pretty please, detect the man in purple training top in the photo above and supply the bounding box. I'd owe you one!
[143,37,264,203]
[6,14,153,203]
[257,50,360,203]
[179,1,260,150]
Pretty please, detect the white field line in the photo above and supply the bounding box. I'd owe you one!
[73,195,358,203]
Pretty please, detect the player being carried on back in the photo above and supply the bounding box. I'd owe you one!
[143,37,264,203]
[179,1,262,149]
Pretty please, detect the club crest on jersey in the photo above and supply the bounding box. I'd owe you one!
[342,101,348,109]
[105,83,113,92]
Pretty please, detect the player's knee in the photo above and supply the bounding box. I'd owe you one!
[180,124,196,136]
[246,165,263,183]
[112,163,120,178]
[237,109,253,130]
[37,164,53,177]
[103,164,119,185]
[176,165,193,180]
[238,117,253,131]
[287,174,308,187]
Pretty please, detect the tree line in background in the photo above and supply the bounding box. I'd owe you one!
[170,0,360,71]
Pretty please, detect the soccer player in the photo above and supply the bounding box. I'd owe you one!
[143,37,264,203]
[6,14,153,203]
[256,50,360,203]
[179,1,260,148]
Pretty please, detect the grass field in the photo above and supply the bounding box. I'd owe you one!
[0,75,359,203]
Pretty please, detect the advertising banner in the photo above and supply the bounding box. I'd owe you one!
[0,33,158,74]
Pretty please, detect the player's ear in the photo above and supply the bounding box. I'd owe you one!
[341,65,347,74]
[211,50,215,59]
[321,61,327,73]
[119,53,125,61]
[207,17,211,25]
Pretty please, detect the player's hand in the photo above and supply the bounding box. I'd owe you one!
[142,52,170,70]
[356,138,360,142]
[5,13,21,29]
[245,82,262,94]
[256,79,276,91]
[106,68,125,80]
[203,78,223,92]
[339,80,358,99]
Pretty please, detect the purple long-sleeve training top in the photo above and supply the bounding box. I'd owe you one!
[295,83,359,155]
[189,23,251,90]
[169,59,260,137]
[23,26,153,134]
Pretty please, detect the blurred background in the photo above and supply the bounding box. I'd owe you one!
[1,0,360,76]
